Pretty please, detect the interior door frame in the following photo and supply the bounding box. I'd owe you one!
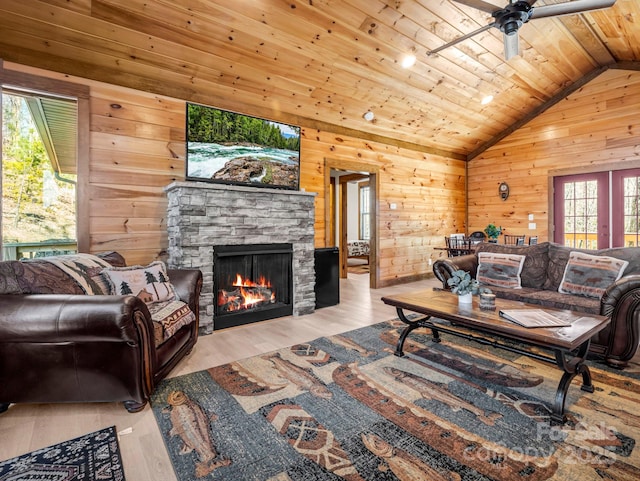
[549,160,640,248]
[324,158,379,289]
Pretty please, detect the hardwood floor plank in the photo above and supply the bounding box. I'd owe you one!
[0,273,439,480]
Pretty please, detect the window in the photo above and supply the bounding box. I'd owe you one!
[359,183,370,240]
[2,89,78,259]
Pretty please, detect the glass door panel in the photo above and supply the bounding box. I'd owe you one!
[612,169,640,248]
[553,172,608,249]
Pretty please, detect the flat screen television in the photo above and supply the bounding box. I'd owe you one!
[186,103,301,190]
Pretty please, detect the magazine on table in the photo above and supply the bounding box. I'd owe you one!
[498,309,573,328]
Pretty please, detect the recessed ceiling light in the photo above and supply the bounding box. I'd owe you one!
[363,111,375,122]
[401,54,416,69]
[481,95,494,105]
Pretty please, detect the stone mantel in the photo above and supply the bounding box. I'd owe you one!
[165,181,317,334]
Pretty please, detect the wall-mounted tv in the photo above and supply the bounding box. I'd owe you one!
[186,103,301,190]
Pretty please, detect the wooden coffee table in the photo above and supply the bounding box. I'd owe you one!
[381,289,610,424]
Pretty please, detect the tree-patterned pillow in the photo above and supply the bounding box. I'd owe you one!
[101,261,178,303]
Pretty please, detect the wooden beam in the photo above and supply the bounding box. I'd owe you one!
[610,61,640,71]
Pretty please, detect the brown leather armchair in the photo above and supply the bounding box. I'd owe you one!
[0,253,202,413]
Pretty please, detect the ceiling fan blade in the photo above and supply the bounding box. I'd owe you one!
[451,0,501,14]
[428,22,496,56]
[503,32,520,60]
[530,0,616,19]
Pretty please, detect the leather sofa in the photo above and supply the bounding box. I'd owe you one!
[433,242,640,368]
[0,251,202,413]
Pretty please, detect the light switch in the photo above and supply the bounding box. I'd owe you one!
[390,203,397,210]
[528,222,536,230]
[528,214,534,221]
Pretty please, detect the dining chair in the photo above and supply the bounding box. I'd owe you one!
[468,231,487,244]
[529,236,538,245]
[445,236,472,257]
[504,234,526,245]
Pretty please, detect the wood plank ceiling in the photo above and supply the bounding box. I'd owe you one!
[0,0,638,160]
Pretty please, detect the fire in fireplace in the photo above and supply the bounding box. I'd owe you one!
[218,274,275,312]
[212,243,293,329]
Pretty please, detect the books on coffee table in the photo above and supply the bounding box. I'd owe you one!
[499,309,573,328]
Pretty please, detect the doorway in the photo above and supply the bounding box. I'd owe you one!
[324,159,379,288]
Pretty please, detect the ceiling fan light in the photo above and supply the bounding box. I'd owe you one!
[401,54,416,69]
[481,95,494,105]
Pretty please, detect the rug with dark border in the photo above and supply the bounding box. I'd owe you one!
[0,426,125,481]
[151,318,640,480]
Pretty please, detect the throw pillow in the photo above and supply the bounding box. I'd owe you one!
[102,261,178,303]
[558,251,629,299]
[477,252,526,289]
[147,300,196,341]
[476,242,549,289]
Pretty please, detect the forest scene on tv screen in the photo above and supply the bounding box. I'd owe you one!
[186,103,301,189]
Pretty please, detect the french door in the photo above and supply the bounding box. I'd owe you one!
[554,168,640,249]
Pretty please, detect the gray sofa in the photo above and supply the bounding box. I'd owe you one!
[433,242,640,368]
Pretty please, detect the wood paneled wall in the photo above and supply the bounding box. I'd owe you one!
[4,62,466,283]
[468,69,640,242]
[302,130,467,285]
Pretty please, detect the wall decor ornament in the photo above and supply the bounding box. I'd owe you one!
[499,182,509,200]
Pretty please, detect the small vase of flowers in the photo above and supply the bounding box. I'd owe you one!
[447,270,479,305]
[484,223,502,243]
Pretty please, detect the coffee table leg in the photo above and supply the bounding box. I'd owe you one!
[394,307,435,357]
[550,340,593,424]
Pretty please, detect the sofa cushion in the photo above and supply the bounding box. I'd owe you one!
[596,247,640,275]
[559,251,628,299]
[102,261,178,303]
[544,243,582,291]
[476,242,550,289]
[489,286,601,315]
[477,252,526,289]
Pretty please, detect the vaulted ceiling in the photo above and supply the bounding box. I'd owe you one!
[1,0,638,160]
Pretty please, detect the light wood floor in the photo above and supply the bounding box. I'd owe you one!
[0,273,439,480]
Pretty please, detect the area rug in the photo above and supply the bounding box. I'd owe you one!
[151,319,640,480]
[0,426,125,480]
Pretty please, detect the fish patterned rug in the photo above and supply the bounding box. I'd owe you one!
[151,319,640,480]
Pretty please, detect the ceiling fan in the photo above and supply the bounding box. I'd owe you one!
[428,0,617,60]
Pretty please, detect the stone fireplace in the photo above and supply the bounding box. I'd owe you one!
[165,181,316,334]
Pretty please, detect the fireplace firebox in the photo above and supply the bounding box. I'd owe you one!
[212,243,293,329]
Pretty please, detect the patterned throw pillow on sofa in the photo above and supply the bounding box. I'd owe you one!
[559,251,628,299]
[101,261,178,303]
[477,252,526,289]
